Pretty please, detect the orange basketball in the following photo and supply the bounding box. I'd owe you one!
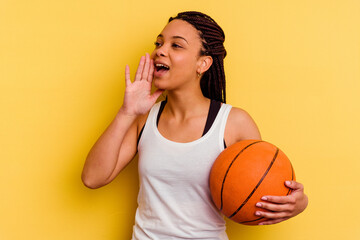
[209,140,295,225]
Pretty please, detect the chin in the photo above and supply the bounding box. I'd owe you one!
[153,77,168,90]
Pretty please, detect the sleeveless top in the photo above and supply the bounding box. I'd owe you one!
[132,101,232,240]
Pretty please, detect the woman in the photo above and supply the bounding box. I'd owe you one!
[81,11,308,239]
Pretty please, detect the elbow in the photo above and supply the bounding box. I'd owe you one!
[82,180,100,189]
[81,173,106,189]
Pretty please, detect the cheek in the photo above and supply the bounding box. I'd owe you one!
[171,54,197,75]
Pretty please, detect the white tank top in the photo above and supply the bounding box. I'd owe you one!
[132,101,232,240]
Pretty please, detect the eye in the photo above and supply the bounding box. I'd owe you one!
[172,43,182,48]
[154,42,162,48]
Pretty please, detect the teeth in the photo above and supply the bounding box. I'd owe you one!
[155,63,169,69]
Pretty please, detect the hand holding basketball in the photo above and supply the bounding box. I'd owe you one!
[209,140,307,225]
[255,180,308,225]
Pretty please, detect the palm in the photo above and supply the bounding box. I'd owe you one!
[122,53,163,116]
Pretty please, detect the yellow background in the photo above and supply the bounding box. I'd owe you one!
[1,0,359,239]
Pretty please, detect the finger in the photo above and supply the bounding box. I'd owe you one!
[258,217,289,225]
[125,65,131,87]
[285,180,304,190]
[256,201,290,212]
[135,56,145,81]
[261,195,296,204]
[142,53,150,81]
[147,59,154,82]
[255,210,290,219]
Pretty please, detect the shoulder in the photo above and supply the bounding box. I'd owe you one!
[224,106,262,147]
[226,107,254,126]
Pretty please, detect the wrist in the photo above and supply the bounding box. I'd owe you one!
[117,106,138,121]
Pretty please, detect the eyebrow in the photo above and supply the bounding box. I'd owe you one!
[157,34,189,44]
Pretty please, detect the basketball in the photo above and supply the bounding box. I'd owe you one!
[209,140,295,225]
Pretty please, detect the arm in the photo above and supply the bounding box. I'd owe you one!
[81,53,163,189]
[224,107,262,146]
[224,107,308,225]
[81,110,139,189]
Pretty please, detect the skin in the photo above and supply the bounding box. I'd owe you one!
[81,19,308,226]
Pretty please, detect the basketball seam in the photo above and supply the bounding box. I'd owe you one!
[242,151,294,224]
[228,148,280,219]
[240,217,264,224]
[219,141,263,211]
[286,162,295,196]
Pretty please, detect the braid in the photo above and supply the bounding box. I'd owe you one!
[169,11,227,103]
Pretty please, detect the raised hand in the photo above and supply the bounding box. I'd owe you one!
[120,53,164,116]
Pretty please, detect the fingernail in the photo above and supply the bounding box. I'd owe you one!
[258,223,264,225]
[255,211,261,216]
[256,203,262,207]
[261,197,267,201]
[286,181,291,185]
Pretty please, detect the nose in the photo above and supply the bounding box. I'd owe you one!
[155,44,167,57]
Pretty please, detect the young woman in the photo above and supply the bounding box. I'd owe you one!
[81,11,308,239]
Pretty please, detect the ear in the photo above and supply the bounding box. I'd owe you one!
[197,55,213,74]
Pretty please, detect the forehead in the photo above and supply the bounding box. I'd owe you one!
[158,19,201,42]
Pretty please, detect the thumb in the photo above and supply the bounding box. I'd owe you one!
[149,89,164,102]
[285,180,304,191]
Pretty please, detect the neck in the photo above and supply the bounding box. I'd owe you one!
[164,88,210,120]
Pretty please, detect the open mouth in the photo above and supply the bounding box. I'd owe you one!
[155,63,170,73]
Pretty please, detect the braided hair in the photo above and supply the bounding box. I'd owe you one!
[169,11,227,103]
